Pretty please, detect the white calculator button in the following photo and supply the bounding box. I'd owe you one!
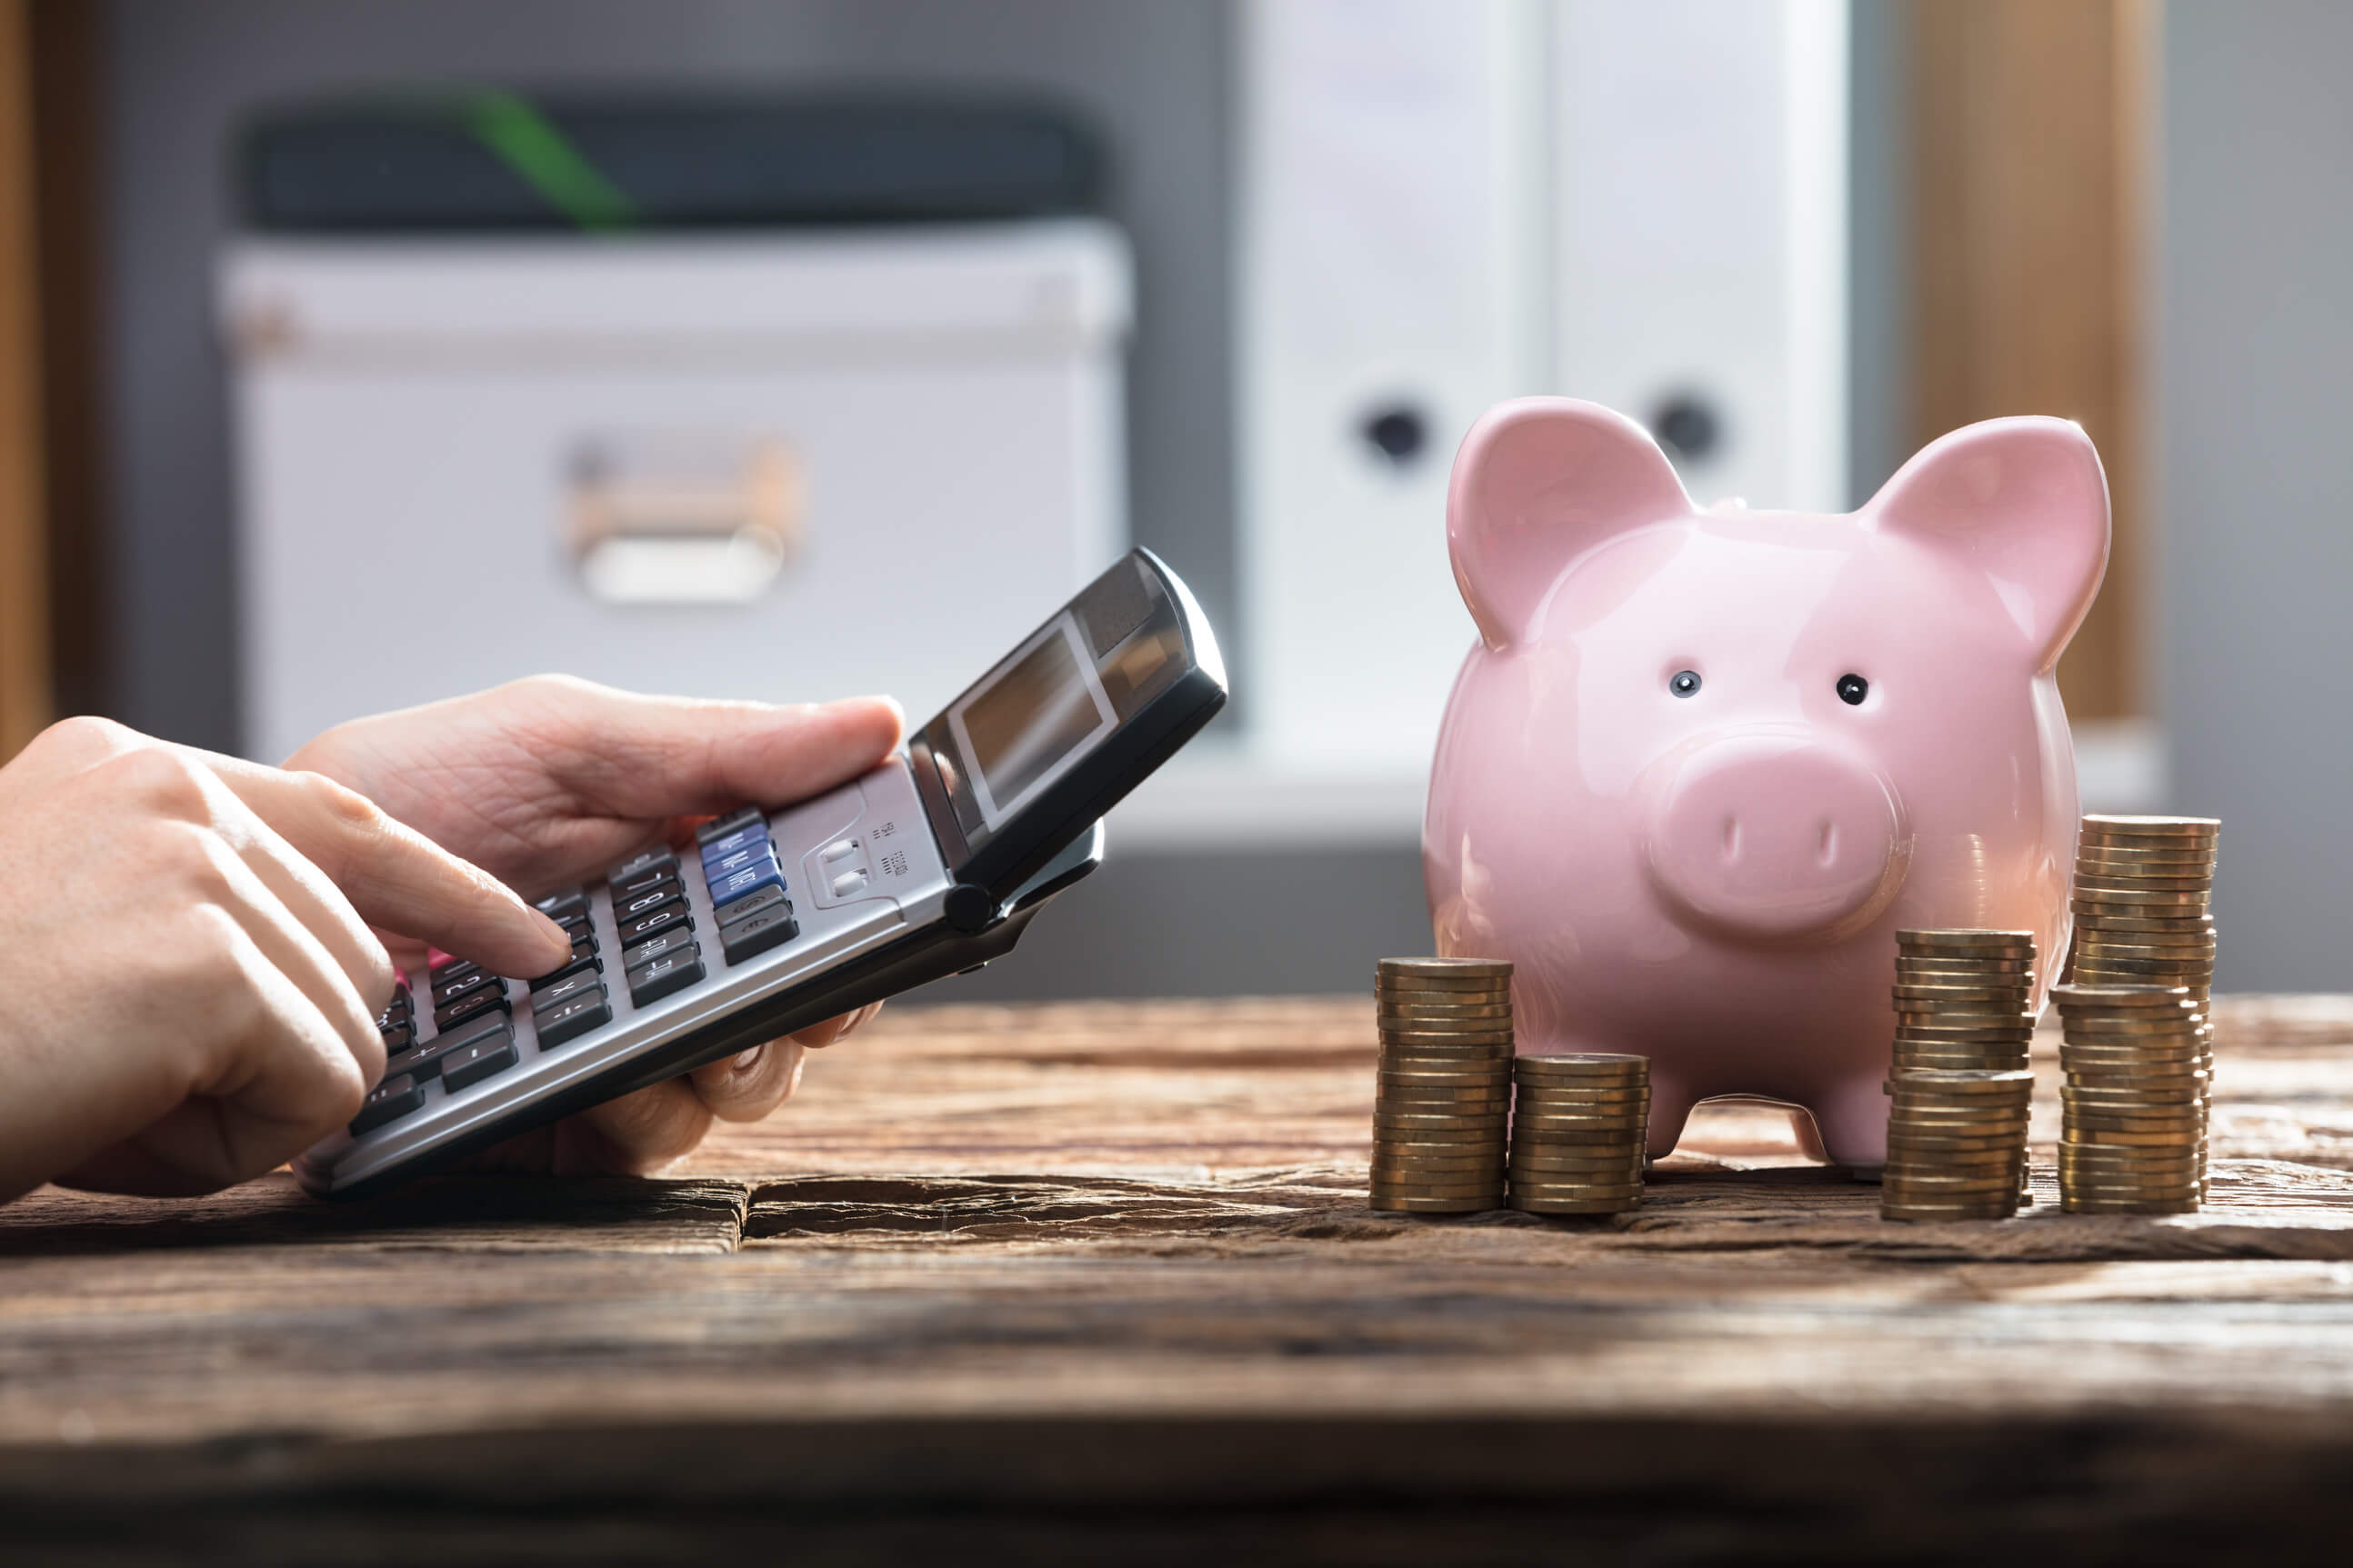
[830,871,867,898]
[821,839,858,863]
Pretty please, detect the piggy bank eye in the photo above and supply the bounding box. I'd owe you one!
[1837,673,1869,705]
[1669,670,1701,698]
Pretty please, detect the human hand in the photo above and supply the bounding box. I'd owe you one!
[286,675,903,1174]
[0,717,569,1202]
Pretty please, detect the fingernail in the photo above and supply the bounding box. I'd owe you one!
[732,1046,764,1069]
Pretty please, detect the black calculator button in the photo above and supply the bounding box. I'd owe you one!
[352,1074,426,1134]
[607,847,678,891]
[430,968,498,1009]
[439,1030,519,1093]
[556,912,596,942]
[714,882,787,929]
[427,954,478,985]
[614,877,684,923]
[433,984,512,1034]
[396,1009,511,1080]
[529,943,600,990]
[627,944,705,1006]
[615,900,690,947]
[379,1019,416,1054]
[619,924,695,972]
[720,904,798,967]
[529,967,601,1011]
[534,989,612,1050]
[694,804,764,846]
[533,886,588,923]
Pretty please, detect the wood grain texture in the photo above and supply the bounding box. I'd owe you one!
[5,994,2353,1561]
[1908,0,2151,720]
[0,0,47,756]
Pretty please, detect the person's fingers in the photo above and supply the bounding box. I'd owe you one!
[198,750,571,978]
[686,1041,806,1123]
[61,906,369,1193]
[500,677,905,820]
[562,1079,715,1174]
[792,1000,883,1051]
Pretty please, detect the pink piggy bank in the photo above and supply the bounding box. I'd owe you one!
[1425,398,2108,1169]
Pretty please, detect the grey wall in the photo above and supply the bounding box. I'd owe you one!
[99,0,1237,753]
[2159,0,2353,992]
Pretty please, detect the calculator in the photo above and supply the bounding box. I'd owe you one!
[295,549,1226,1198]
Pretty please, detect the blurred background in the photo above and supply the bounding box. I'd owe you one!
[0,0,2339,997]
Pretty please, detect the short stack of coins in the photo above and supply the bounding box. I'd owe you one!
[2050,983,2208,1214]
[1368,957,1514,1213]
[1507,1054,1650,1215]
[2068,814,2218,1190]
[1883,928,2038,1221]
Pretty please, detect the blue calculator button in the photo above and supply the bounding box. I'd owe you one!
[699,823,768,866]
[709,860,782,908]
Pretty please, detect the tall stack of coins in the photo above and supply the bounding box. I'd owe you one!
[2068,816,2220,1008]
[1368,957,1513,1213]
[1507,1054,1650,1215]
[2050,983,2208,1214]
[2068,814,2218,1182]
[1882,929,2039,1221]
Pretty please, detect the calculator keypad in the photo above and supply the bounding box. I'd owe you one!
[346,809,801,1139]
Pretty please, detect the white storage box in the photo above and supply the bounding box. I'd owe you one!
[220,220,1130,763]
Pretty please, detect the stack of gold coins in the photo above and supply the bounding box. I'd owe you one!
[2050,983,2208,1214]
[1890,930,2038,1074]
[1507,1054,1649,1215]
[1368,957,1514,1213]
[2068,814,2218,1195]
[1881,1066,2036,1222]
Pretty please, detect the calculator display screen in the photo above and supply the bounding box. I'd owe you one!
[948,614,1113,830]
[912,552,1197,874]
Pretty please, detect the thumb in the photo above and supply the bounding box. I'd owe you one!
[506,678,906,821]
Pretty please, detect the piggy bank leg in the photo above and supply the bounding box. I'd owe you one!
[1805,1073,1890,1176]
[1643,1068,1698,1163]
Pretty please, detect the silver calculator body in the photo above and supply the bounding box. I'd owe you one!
[296,549,1223,1199]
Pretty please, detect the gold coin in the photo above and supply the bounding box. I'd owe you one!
[1886,1150,2023,1171]
[1508,1148,1644,1169]
[1515,1051,1649,1069]
[1887,1067,2035,1089]
[1515,1086,1651,1106]
[1507,1178,1646,1198]
[2059,1129,2204,1150]
[1374,968,1515,992]
[1384,1027,1518,1044]
[1508,1196,1639,1214]
[1378,997,1513,1014]
[1884,1176,2022,1197]
[1513,1064,1649,1083]
[1379,955,1513,978]
[2080,813,2220,833]
[1897,954,2034,971]
[1892,1024,2038,1043]
[2075,853,2216,872]
[1510,1132,1654,1151]
[1369,1194,1502,1213]
[1897,929,2037,950]
[1379,1021,1517,1039]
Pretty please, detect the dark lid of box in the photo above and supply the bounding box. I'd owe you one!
[239,90,1103,233]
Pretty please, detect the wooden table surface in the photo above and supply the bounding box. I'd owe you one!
[9,994,2353,1563]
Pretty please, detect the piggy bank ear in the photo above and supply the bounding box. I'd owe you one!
[1867,416,2110,670]
[1447,398,1693,649]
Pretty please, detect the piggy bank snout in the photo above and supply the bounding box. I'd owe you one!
[1643,736,1904,941]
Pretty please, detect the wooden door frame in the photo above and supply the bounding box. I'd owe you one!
[1907,0,2154,722]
